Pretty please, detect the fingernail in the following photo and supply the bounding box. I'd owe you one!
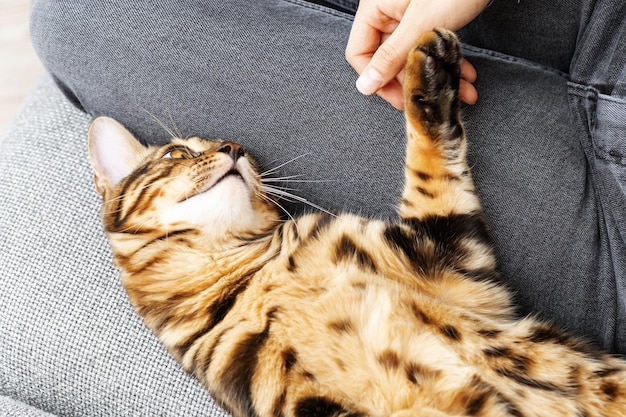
[356,67,383,95]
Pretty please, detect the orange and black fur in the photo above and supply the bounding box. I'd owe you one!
[88,30,626,417]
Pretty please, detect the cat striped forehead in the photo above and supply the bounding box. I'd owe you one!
[153,136,225,155]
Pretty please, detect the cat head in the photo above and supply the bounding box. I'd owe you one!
[88,117,282,243]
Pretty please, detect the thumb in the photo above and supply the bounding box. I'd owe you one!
[355,7,425,97]
[355,35,410,96]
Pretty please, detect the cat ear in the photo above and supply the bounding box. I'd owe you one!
[88,117,148,195]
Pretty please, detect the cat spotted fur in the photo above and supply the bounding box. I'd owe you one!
[88,30,626,417]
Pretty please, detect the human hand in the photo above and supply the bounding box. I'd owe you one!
[345,0,490,109]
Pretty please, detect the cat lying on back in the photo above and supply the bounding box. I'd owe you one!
[88,29,626,417]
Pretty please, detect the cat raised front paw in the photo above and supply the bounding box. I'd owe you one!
[403,29,463,142]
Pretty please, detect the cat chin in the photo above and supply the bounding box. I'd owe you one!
[161,175,261,234]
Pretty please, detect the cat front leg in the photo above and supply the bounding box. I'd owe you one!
[389,30,504,291]
[399,29,481,220]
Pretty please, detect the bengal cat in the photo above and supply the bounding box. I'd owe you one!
[88,30,626,417]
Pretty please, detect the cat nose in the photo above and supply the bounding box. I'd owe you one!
[218,142,245,162]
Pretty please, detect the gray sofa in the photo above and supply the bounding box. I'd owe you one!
[0,77,229,416]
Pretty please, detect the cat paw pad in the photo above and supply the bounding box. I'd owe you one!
[403,29,463,140]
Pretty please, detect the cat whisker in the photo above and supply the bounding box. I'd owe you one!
[166,109,185,139]
[262,178,338,184]
[261,176,338,196]
[255,192,291,221]
[114,216,155,235]
[265,192,299,204]
[261,185,337,218]
[260,183,301,193]
[256,191,302,237]
[260,153,311,177]
[261,174,307,180]
[103,184,155,206]
[139,106,179,139]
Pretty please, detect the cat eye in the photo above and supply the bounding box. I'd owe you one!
[162,147,194,160]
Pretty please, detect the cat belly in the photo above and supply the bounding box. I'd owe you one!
[276,269,475,414]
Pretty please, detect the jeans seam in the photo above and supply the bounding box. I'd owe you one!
[280,0,355,21]
[570,82,626,167]
[461,43,570,79]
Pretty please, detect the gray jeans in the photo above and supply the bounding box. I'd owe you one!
[31,0,626,353]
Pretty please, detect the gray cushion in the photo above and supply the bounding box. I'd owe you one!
[0,397,55,417]
[0,76,228,416]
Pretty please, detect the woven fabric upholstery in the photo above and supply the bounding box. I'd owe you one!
[0,397,55,417]
[0,76,229,416]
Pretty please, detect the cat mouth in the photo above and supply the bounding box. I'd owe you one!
[214,169,244,186]
[180,169,245,202]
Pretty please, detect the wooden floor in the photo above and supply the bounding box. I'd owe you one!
[0,0,45,135]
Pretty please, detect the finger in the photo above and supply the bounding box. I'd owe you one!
[345,19,384,73]
[345,1,400,74]
[376,79,405,110]
[459,79,478,105]
[354,21,418,96]
[460,58,477,83]
[352,0,423,95]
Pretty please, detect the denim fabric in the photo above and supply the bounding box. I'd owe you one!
[31,0,408,219]
[593,94,626,350]
[306,0,358,14]
[567,86,626,351]
[566,0,626,351]
[570,0,626,95]
[458,0,585,74]
[13,0,626,414]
